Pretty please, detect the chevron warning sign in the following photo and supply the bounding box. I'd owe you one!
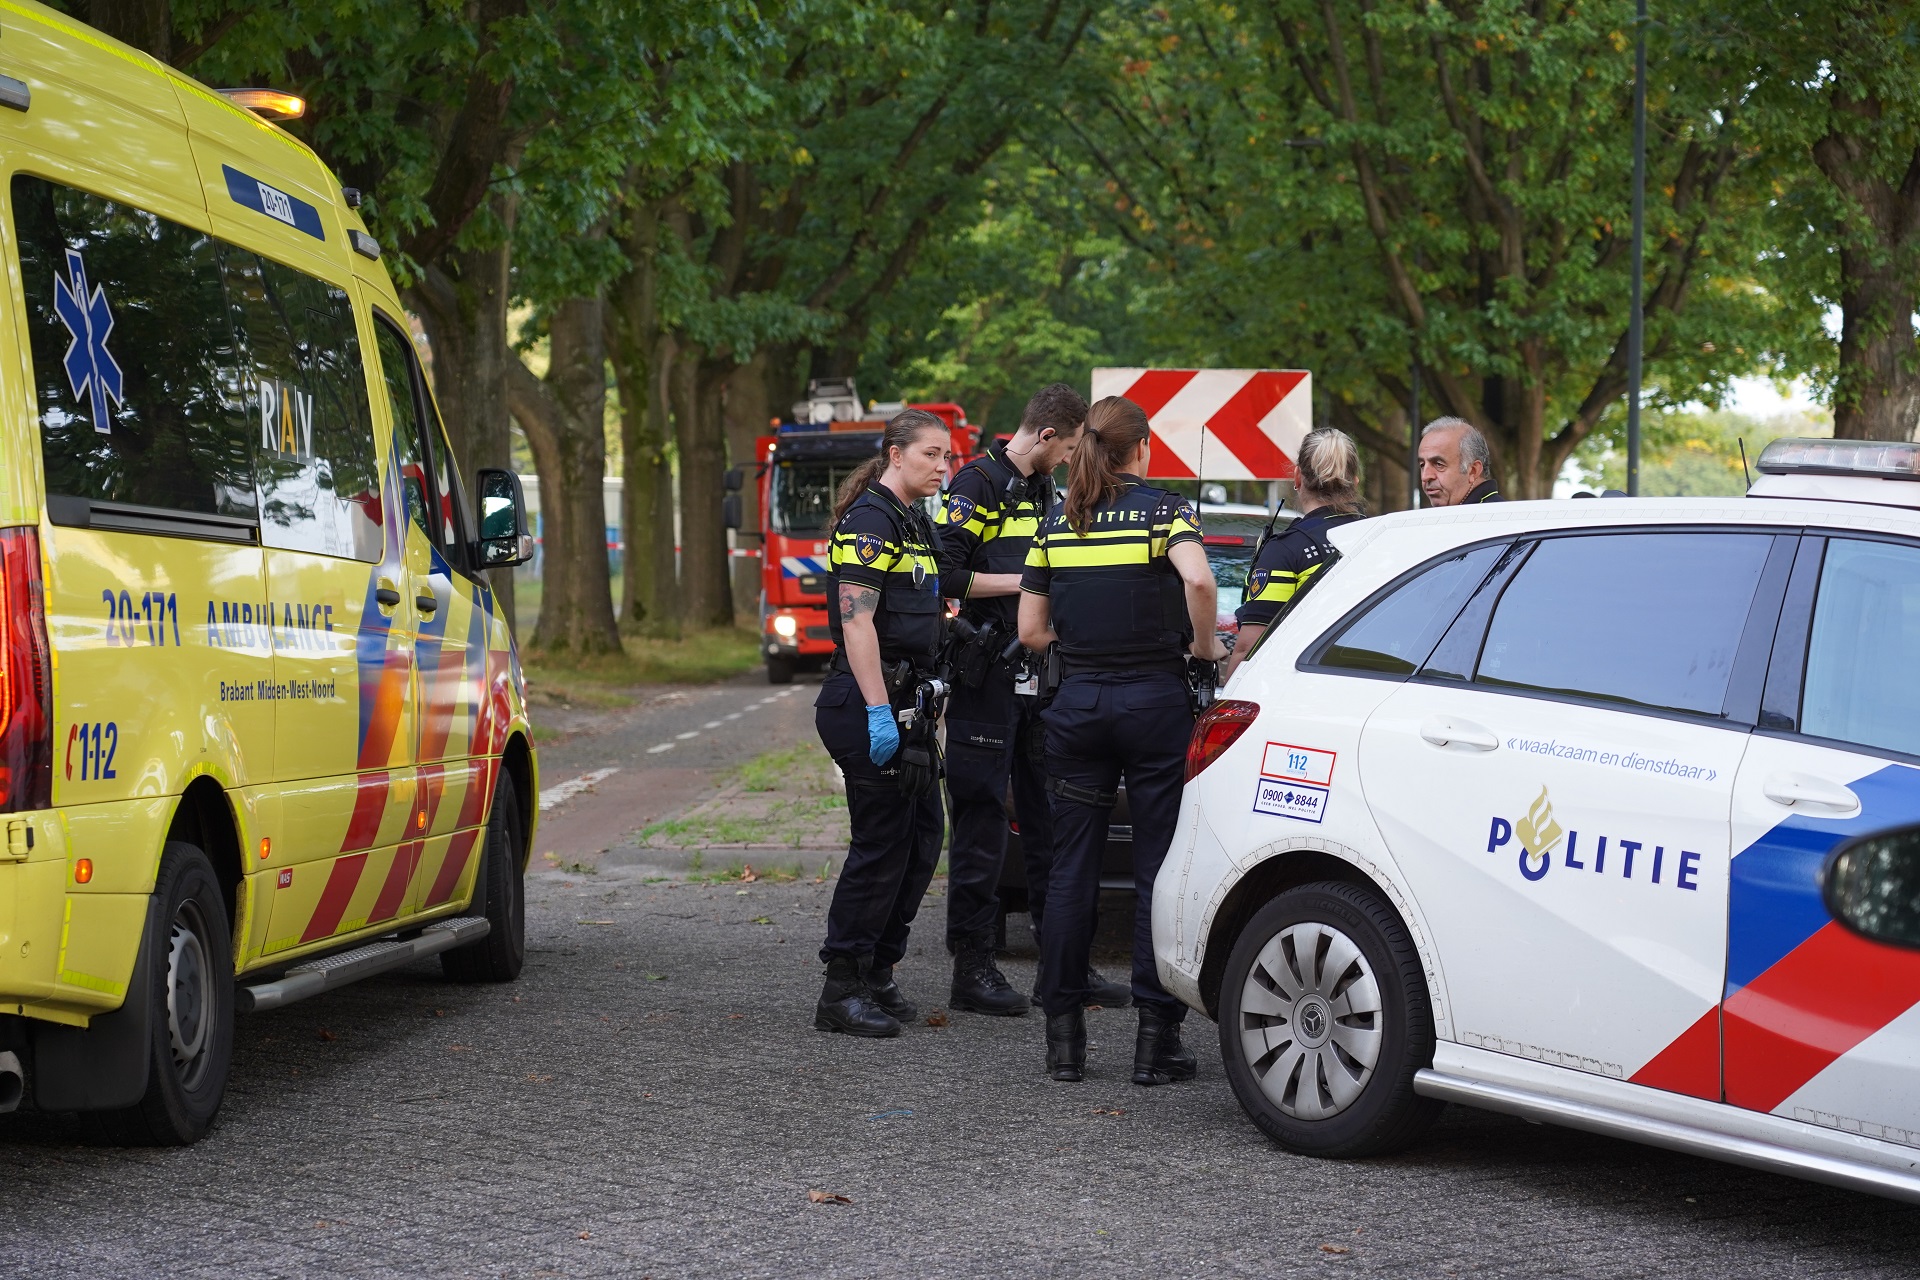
[1090,368,1312,481]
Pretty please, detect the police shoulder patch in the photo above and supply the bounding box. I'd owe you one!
[946,494,977,526]
[1248,567,1271,596]
[855,532,884,564]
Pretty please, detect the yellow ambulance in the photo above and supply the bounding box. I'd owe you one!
[0,2,539,1143]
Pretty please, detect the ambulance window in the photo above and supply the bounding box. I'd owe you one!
[371,318,433,543]
[1317,543,1504,675]
[425,415,472,555]
[13,175,256,522]
[225,252,382,560]
[1801,538,1920,757]
[1476,532,1770,717]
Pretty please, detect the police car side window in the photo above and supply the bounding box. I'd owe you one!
[1316,543,1504,675]
[1475,532,1771,717]
[1801,538,1920,757]
[226,252,382,561]
[14,174,257,522]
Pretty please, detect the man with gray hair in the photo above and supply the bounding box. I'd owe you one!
[1418,416,1504,506]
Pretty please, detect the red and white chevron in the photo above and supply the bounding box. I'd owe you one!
[1090,368,1312,481]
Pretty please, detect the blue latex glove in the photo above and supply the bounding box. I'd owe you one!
[866,703,901,766]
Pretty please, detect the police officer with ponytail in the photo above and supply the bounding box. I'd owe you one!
[813,410,951,1038]
[1017,396,1226,1084]
[1224,428,1366,683]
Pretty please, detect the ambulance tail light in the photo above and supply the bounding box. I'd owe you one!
[0,528,52,812]
[1187,700,1258,782]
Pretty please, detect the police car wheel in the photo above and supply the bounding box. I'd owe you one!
[441,782,527,983]
[97,841,234,1146]
[1217,881,1440,1159]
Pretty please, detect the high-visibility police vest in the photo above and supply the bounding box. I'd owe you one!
[827,482,944,661]
[1021,475,1201,669]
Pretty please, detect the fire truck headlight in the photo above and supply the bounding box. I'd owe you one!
[772,614,798,638]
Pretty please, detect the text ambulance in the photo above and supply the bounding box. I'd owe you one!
[1167,439,1920,1203]
[0,2,537,1144]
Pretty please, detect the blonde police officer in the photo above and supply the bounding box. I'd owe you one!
[812,411,951,1037]
[1017,396,1226,1083]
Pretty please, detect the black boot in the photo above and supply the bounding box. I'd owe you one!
[951,942,1030,1016]
[814,957,902,1038]
[1046,1009,1087,1082]
[868,963,918,1024]
[1032,959,1133,1010]
[1086,966,1132,1008]
[1132,1004,1197,1085]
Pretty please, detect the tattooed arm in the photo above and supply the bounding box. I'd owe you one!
[838,582,890,705]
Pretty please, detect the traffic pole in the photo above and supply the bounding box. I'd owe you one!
[1626,0,1647,496]
[1409,347,1422,509]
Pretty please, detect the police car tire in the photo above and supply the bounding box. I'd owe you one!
[441,782,527,983]
[767,656,796,685]
[96,842,234,1147]
[1217,881,1441,1159]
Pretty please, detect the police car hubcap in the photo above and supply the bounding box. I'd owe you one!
[166,902,212,1088]
[1237,922,1383,1121]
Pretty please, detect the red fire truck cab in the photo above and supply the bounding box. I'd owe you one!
[729,381,977,683]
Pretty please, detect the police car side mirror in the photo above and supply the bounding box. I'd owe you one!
[474,468,534,568]
[1823,824,1920,951]
[722,493,742,530]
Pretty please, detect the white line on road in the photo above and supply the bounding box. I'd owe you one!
[676,730,700,740]
[703,721,723,729]
[538,767,620,812]
[647,743,675,754]
[725,713,742,721]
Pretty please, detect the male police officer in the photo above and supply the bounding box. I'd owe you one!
[936,383,1129,1015]
[1417,416,1504,506]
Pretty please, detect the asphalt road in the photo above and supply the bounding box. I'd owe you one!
[3,672,1919,1278]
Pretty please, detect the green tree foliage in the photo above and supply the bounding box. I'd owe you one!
[1574,405,1832,494]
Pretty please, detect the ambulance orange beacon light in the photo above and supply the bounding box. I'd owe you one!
[217,88,306,121]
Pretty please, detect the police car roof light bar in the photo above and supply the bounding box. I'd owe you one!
[1756,437,1920,481]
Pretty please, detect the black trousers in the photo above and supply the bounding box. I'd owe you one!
[1036,669,1192,1020]
[815,671,944,967]
[943,668,1054,950]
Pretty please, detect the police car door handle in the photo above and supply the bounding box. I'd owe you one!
[1761,772,1862,816]
[1418,716,1499,752]
[374,582,401,611]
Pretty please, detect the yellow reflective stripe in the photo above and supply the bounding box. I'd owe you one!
[1248,561,1323,605]
[1044,541,1159,568]
[58,969,126,998]
[1025,542,1049,569]
[998,515,1040,539]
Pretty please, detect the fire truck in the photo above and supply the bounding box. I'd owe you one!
[727,380,978,683]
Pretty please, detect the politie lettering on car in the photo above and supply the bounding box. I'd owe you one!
[1157,437,1920,1204]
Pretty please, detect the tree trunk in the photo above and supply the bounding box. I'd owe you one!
[725,353,772,623]
[508,298,622,656]
[408,221,519,630]
[672,348,734,630]
[605,196,681,636]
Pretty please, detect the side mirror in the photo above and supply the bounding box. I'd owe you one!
[722,493,742,531]
[1823,823,1920,951]
[473,468,534,568]
[723,466,744,493]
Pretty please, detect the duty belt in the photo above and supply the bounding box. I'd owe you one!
[1058,653,1188,678]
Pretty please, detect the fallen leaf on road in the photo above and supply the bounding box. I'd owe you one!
[644,973,666,981]
[808,1190,853,1205]
[924,1010,950,1027]
[728,1013,745,1020]
[434,1009,445,1017]
[449,1044,471,1052]
[1320,1244,1350,1255]
[741,864,758,882]
[317,1028,336,1042]
[751,916,773,925]
[578,919,616,925]
[1092,1107,1124,1116]
[579,1231,592,1240]
[526,1073,554,1083]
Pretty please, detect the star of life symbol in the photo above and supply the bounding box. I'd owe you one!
[53,248,124,434]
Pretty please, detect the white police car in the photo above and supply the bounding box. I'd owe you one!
[1158,439,1920,1203]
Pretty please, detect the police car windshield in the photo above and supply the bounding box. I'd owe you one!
[770,460,858,534]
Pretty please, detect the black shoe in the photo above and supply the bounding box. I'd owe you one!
[868,964,918,1023]
[1132,1004,1197,1086]
[1032,960,1133,1010]
[814,957,902,1038]
[951,943,1030,1017]
[1046,1009,1087,1082]
[1086,966,1132,1008]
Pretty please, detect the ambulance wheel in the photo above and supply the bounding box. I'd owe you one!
[1217,881,1440,1159]
[96,842,234,1146]
[767,656,796,685]
[441,782,526,983]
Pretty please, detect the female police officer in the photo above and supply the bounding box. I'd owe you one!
[1017,396,1226,1083]
[813,410,951,1038]
[1224,427,1365,683]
